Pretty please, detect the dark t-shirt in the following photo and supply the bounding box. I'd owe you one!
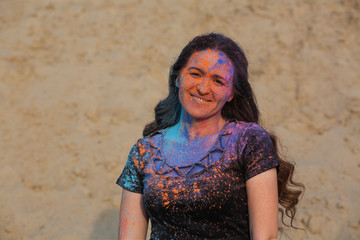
[116,119,279,239]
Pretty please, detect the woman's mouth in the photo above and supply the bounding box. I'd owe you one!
[190,94,211,104]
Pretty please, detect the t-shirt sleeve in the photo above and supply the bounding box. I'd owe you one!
[116,141,144,194]
[241,124,279,181]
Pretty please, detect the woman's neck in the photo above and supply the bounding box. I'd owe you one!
[171,108,227,141]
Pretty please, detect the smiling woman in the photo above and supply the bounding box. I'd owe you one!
[116,33,304,240]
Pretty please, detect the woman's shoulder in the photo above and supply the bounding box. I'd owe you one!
[131,130,164,156]
[230,119,272,141]
[231,119,265,132]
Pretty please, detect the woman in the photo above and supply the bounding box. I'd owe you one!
[116,33,304,239]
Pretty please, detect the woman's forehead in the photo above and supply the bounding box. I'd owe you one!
[187,50,232,67]
[185,49,234,76]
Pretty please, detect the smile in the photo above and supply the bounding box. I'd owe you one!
[190,94,211,103]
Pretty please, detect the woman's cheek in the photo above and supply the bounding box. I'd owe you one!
[179,76,193,88]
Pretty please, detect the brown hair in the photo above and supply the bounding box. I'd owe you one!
[270,134,304,231]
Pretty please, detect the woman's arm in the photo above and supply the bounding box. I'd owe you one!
[118,189,149,240]
[246,168,278,240]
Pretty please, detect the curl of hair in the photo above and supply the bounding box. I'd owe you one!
[143,33,304,231]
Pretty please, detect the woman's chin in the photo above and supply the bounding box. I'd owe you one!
[183,111,220,122]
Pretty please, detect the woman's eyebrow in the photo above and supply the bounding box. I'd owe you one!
[188,67,204,73]
[188,67,227,81]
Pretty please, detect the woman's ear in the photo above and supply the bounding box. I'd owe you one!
[227,87,235,102]
[175,77,180,88]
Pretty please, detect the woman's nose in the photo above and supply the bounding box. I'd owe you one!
[196,77,211,95]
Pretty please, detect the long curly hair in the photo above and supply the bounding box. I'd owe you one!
[143,33,304,230]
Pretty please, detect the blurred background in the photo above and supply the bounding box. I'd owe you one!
[0,0,359,239]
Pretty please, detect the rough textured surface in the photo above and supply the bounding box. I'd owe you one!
[0,0,359,239]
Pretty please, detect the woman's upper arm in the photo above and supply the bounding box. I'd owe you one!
[118,189,149,240]
[246,168,278,240]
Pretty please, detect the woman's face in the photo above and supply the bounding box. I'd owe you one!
[177,49,234,121]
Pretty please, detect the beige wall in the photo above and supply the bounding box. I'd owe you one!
[0,0,359,239]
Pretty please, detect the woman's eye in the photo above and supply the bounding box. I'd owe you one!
[190,72,201,77]
[215,79,225,85]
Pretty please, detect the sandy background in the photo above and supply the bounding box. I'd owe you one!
[0,0,359,239]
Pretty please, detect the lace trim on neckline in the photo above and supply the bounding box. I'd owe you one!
[148,119,236,177]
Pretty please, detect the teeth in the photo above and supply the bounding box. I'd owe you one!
[193,96,206,102]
